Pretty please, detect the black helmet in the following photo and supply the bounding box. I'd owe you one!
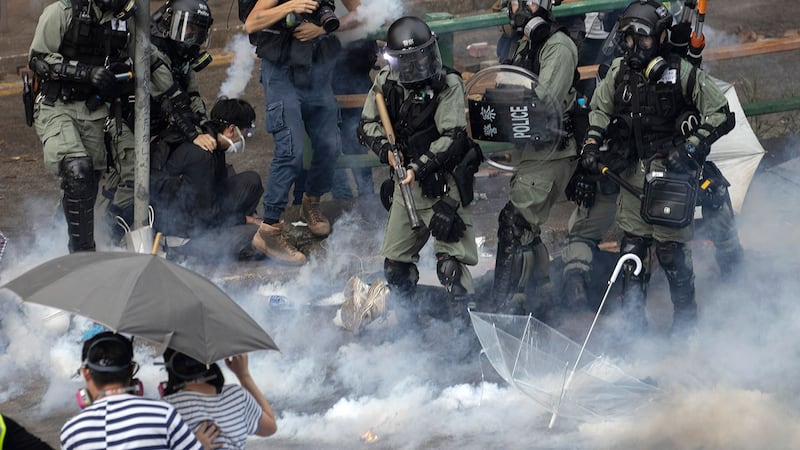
[616,0,671,70]
[157,0,214,48]
[95,0,136,20]
[384,16,442,85]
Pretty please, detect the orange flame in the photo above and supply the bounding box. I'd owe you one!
[360,428,380,443]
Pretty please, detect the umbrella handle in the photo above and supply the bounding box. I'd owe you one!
[548,253,643,429]
[610,253,643,283]
[151,232,163,255]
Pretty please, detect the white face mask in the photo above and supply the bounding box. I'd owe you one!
[220,126,246,153]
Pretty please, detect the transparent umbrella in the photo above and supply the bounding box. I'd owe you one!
[470,256,659,425]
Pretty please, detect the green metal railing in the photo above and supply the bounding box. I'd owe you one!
[335,0,799,168]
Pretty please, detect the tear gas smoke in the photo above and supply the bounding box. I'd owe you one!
[335,0,404,44]
[3,137,800,448]
[217,33,256,100]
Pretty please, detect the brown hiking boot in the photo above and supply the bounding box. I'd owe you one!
[301,193,331,237]
[251,222,307,265]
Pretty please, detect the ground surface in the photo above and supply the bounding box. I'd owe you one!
[1,0,800,448]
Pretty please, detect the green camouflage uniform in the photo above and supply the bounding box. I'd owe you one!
[361,67,478,294]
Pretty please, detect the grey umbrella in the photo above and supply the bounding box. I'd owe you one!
[0,252,278,364]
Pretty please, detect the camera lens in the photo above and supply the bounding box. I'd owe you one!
[317,5,339,32]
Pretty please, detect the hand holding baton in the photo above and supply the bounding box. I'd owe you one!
[375,92,422,230]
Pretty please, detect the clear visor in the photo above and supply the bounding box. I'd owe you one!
[170,11,211,47]
[618,20,654,37]
[384,37,442,84]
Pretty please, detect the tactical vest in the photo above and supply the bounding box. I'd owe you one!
[380,69,458,163]
[46,0,129,102]
[514,22,581,90]
[252,24,293,64]
[609,55,696,160]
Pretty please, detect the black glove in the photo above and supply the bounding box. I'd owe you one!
[579,141,602,174]
[669,22,692,51]
[667,141,702,173]
[565,171,597,208]
[377,141,391,165]
[416,157,446,198]
[418,169,446,198]
[429,196,466,243]
[89,66,116,94]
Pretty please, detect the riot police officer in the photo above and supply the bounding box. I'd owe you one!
[579,0,734,335]
[104,0,216,236]
[492,0,580,316]
[561,4,744,311]
[358,16,482,323]
[29,0,135,252]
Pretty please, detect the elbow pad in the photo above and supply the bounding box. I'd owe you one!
[163,92,200,141]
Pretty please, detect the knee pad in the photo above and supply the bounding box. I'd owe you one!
[436,253,467,296]
[621,234,652,279]
[498,201,530,242]
[384,259,419,294]
[60,156,96,199]
[656,241,692,279]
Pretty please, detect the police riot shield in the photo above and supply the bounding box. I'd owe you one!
[465,65,562,171]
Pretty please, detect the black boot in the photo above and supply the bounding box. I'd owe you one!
[666,272,697,338]
[656,241,698,338]
[562,269,590,312]
[621,274,648,335]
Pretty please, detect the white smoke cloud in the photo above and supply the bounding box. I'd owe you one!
[217,33,257,100]
[335,0,404,44]
[3,130,800,450]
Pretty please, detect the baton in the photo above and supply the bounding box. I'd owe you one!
[375,92,422,230]
[600,166,644,200]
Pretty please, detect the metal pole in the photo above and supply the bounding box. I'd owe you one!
[133,0,151,227]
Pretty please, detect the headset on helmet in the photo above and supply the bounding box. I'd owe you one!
[384,16,443,85]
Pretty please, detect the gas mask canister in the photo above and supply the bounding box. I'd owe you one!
[76,378,143,409]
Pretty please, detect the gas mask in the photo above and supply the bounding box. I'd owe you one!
[622,32,659,71]
[508,1,551,44]
[219,126,246,153]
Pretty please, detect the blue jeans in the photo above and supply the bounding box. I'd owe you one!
[259,57,341,222]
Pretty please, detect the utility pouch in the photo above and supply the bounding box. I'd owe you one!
[452,140,485,206]
[379,175,394,212]
[640,169,698,229]
[22,72,34,127]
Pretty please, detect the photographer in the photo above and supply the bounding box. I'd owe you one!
[244,0,349,265]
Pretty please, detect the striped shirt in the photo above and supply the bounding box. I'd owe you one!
[60,394,202,450]
[164,385,262,450]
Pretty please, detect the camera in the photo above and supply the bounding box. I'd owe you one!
[285,0,339,33]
